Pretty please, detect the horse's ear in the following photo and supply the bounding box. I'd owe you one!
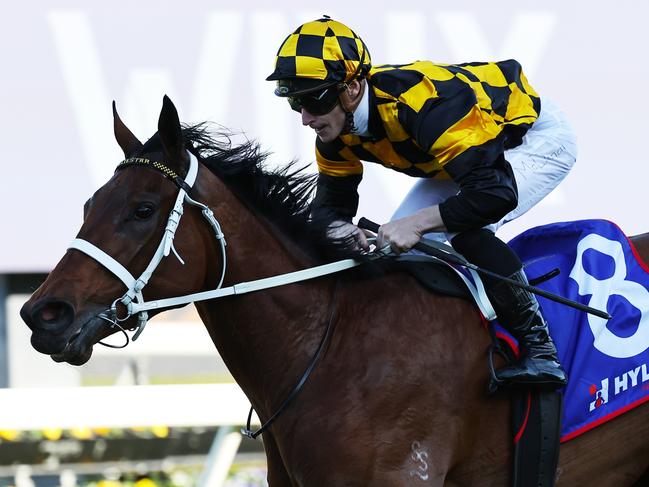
[112,101,142,157]
[158,95,185,162]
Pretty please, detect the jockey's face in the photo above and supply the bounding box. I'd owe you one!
[300,102,346,143]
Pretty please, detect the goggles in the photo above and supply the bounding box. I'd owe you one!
[287,85,345,116]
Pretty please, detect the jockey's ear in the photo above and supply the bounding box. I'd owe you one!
[339,79,365,113]
[158,95,185,166]
[112,101,142,157]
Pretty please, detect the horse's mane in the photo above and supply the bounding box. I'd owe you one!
[142,124,359,260]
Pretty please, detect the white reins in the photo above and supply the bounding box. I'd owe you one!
[68,151,361,343]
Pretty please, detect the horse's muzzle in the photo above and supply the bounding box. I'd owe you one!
[21,297,75,334]
[20,297,80,356]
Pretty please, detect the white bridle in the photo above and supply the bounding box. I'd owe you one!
[69,152,228,340]
[68,151,361,344]
[68,150,495,347]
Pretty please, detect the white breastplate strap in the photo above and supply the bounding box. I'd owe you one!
[456,267,496,321]
[394,254,496,321]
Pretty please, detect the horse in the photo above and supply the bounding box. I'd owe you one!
[20,96,649,486]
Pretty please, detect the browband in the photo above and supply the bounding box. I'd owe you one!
[117,157,192,193]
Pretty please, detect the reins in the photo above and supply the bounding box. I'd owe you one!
[70,151,362,343]
[242,279,340,439]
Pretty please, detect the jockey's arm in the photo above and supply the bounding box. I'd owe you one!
[311,140,370,251]
[310,172,370,251]
[378,93,519,253]
[377,153,519,253]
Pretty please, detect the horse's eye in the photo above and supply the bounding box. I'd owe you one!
[134,203,156,220]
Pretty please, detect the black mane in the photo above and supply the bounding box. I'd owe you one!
[176,124,358,260]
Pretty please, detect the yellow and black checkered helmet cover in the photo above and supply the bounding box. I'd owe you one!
[266,17,371,88]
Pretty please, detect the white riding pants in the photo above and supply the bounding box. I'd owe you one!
[391,98,578,241]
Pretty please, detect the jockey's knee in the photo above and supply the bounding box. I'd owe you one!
[441,190,518,233]
[451,228,522,278]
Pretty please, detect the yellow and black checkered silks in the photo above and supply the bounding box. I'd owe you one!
[266,17,371,84]
[315,59,540,179]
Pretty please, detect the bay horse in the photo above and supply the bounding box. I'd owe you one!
[20,97,649,486]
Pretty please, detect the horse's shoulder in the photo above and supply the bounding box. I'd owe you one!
[630,232,649,263]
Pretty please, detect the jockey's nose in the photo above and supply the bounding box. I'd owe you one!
[301,109,317,125]
[21,298,75,334]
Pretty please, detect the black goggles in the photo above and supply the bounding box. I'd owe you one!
[287,85,344,116]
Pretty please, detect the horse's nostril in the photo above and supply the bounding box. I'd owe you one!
[31,300,75,332]
[40,305,60,322]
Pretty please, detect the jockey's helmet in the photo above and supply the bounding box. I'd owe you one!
[266,16,371,101]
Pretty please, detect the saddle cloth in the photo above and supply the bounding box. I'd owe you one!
[401,219,649,441]
[502,219,649,442]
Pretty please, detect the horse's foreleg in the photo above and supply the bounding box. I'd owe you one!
[263,431,294,486]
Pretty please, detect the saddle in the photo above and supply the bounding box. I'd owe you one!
[392,255,472,299]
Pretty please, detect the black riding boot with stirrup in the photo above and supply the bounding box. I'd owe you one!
[488,269,568,388]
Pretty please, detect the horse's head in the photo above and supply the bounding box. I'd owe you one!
[21,96,214,365]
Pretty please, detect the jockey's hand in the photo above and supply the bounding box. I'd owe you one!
[376,214,426,254]
[375,206,445,254]
[326,221,370,252]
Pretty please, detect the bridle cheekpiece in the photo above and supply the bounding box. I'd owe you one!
[68,152,227,346]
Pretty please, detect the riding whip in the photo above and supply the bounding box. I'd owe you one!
[358,217,612,320]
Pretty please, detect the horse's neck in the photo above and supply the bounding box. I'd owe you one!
[192,167,333,414]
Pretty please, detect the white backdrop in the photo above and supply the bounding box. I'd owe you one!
[2,0,646,273]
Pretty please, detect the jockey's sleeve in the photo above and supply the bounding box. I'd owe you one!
[310,137,363,223]
[440,152,519,232]
[402,85,519,232]
[311,173,363,224]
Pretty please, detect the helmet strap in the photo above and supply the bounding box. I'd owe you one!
[338,80,365,135]
[341,110,356,135]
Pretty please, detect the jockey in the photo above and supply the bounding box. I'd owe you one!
[266,17,576,388]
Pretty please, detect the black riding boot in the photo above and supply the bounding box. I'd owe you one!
[488,269,568,388]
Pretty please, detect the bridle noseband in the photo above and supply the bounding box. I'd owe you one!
[69,152,227,345]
